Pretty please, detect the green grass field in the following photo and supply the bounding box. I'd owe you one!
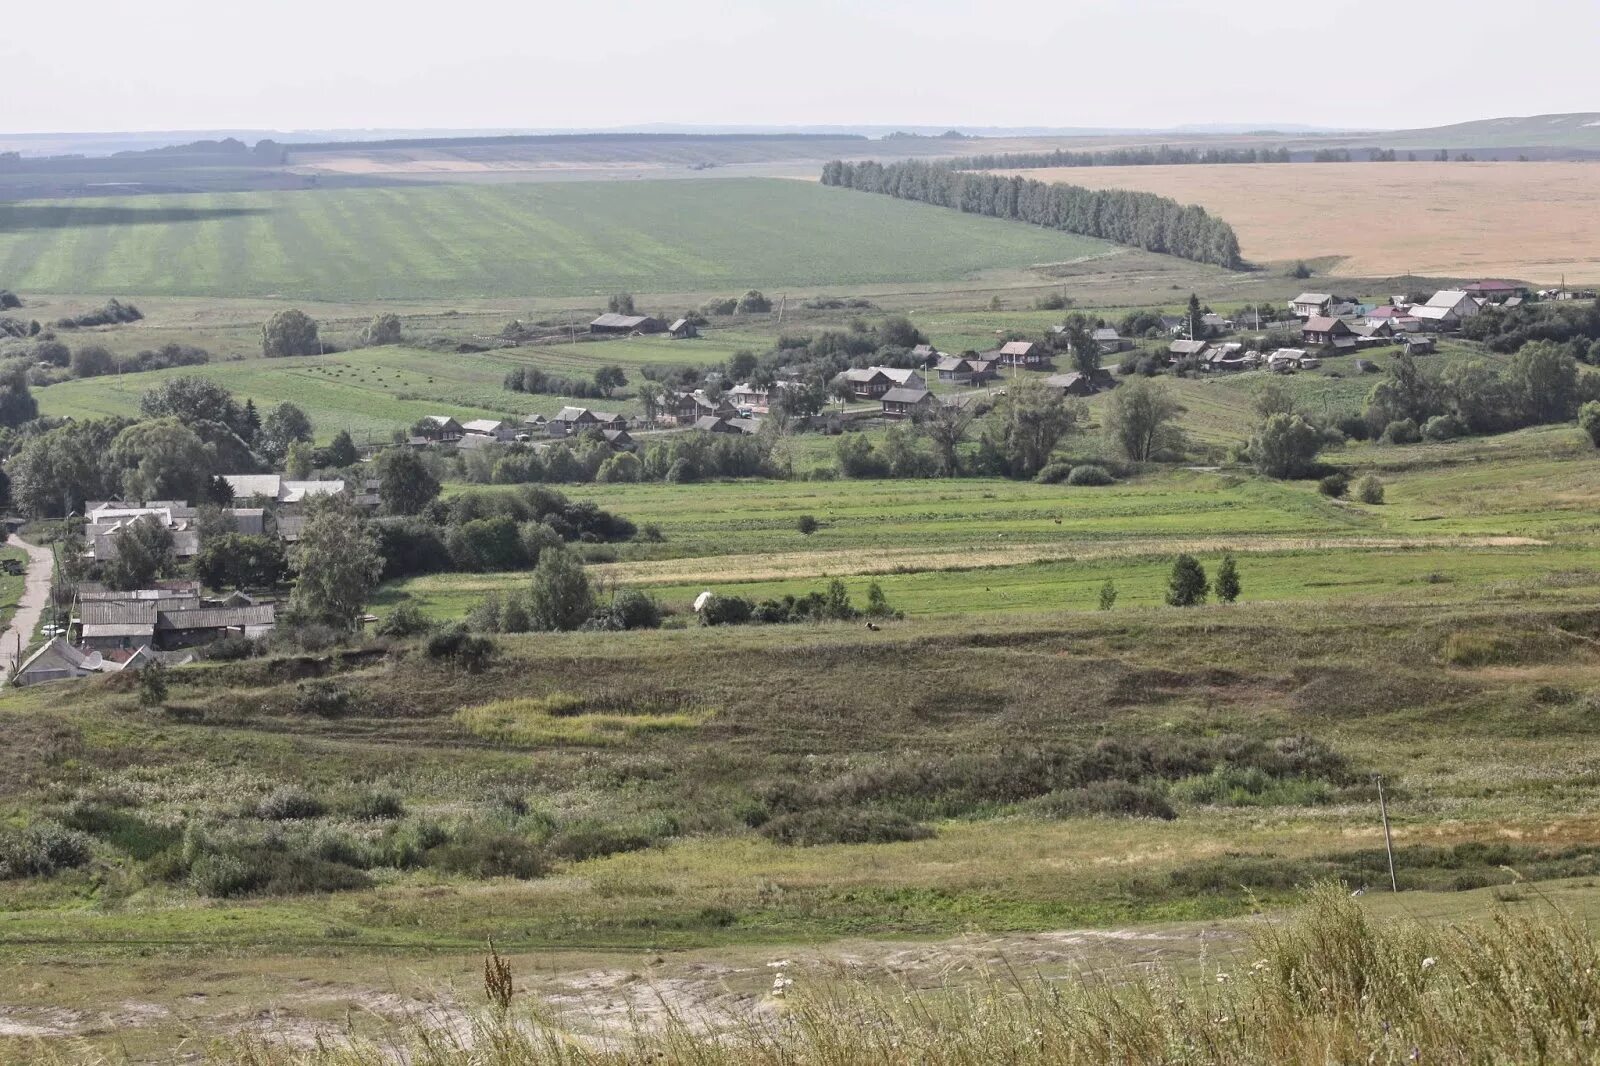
[0,179,1115,301]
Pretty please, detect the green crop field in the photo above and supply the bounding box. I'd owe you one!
[0,178,1115,301]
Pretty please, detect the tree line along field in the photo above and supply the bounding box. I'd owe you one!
[0,178,1116,301]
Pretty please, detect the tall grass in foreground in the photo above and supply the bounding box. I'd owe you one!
[47,886,1600,1065]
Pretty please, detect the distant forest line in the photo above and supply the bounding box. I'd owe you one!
[821,159,1243,269]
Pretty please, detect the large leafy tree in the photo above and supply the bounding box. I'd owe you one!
[195,533,288,590]
[0,365,38,428]
[1103,378,1185,462]
[987,379,1078,478]
[259,402,314,465]
[10,418,130,517]
[375,447,441,515]
[1506,340,1580,425]
[104,516,177,591]
[110,418,216,501]
[140,376,247,437]
[261,309,320,358]
[288,500,384,629]
[526,547,594,631]
[1249,413,1323,479]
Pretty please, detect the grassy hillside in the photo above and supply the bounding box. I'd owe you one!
[0,179,1115,301]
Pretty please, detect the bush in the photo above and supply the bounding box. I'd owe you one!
[290,679,351,718]
[375,602,433,638]
[256,786,327,821]
[1423,414,1462,441]
[1030,782,1176,820]
[1318,472,1350,498]
[346,789,405,821]
[202,634,258,661]
[1355,475,1385,504]
[428,828,548,879]
[1033,460,1075,484]
[759,807,934,846]
[699,594,755,626]
[1381,418,1420,445]
[1170,767,1333,807]
[1065,463,1114,486]
[547,818,672,862]
[426,624,495,671]
[795,514,819,535]
[585,588,662,631]
[1580,401,1600,447]
[0,822,94,879]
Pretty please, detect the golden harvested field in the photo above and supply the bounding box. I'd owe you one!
[989,161,1600,282]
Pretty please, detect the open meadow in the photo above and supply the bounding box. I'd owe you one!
[0,178,1116,301]
[988,161,1600,282]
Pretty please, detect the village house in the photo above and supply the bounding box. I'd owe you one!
[1462,280,1524,302]
[880,367,926,389]
[1291,293,1334,318]
[667,318,698,339]
[880,386,937,419]
[1168,339,1210,362]
[1413,290,1481,330]
[460,419,516,443]
[910,344,943,366]
[522,413,549,433]
[550,407,626,436]
[1043,369,1115,396]
[601,427,636,451]
[664,390,737,424]
[694,415,759,435]
[935,355,997,386]
[222,476,364,508]
[1092,327,1131,353]
[837,367,895,399]
[589,313,665,335]
[1365,305,1409,327]
[1403,334,1438,355]
[1301,315,1355,347]
[414,415,464,442]
[989,340,1049,369]
[1268,348,1308,372]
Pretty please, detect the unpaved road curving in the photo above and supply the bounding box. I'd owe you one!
[0,536,54,682]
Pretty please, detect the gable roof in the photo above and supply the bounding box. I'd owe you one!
[155,605,277,630]
[554,406,595,422]
[590,313,652,330]
[461,419,506,434]
[668,318,691,331]
[1169,339,1210,355]
[881,387,933,404]
[1426,290,1473,308]
[998,340,1037,356]
[1292,292,1333,305]
[880,368,924,385]
[1301,316,1351,333]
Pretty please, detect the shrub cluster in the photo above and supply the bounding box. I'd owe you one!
[54,298,142,329]
[699,580,901,627]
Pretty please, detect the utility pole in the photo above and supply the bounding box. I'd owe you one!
[1376,775,1398,893]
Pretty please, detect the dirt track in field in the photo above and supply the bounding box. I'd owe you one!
[987,161,1600,283]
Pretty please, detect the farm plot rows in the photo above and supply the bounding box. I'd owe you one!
[0,179,1116,301]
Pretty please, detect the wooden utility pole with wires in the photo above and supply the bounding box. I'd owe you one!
[1376,775,1398,892]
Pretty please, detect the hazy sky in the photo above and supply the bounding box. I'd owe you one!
[5,0,1598,134]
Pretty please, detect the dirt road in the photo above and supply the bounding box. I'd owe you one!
[0,536,54,682]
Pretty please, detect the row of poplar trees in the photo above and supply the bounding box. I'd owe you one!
[820,159,1243,270]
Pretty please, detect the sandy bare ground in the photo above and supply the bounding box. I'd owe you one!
[988,161,1600,283]
[0,922,1236,1058]
[590,534,1546,589]
[0,537,53,683]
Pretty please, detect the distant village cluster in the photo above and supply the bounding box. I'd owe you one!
[15,474,379,686]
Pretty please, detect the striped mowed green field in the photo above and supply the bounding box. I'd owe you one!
[0,179,1114,301]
